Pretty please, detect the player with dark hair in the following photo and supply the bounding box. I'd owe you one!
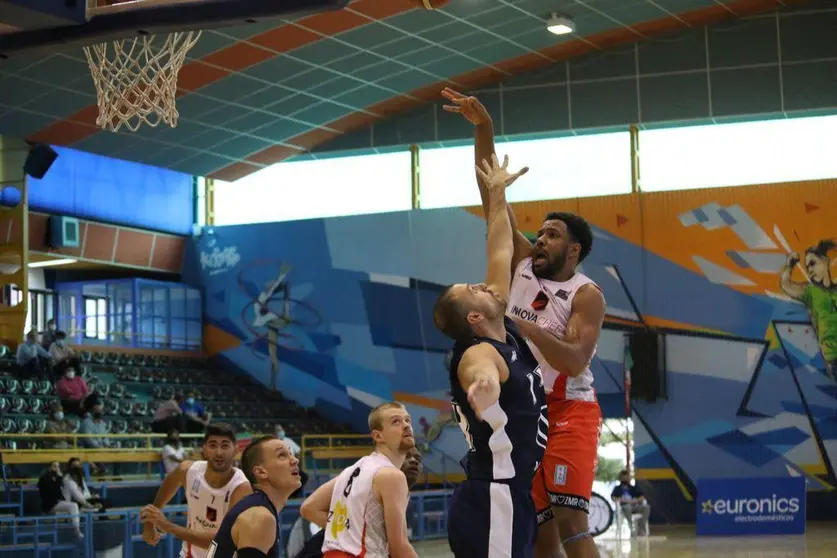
[208,436,302,558]
[443,88,605,558]
[432,153,548,558]
[141,423,252,557]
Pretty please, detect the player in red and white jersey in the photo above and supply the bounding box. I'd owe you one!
[300,402,418,558]
[443,88,605,558]
[140,423,252,558]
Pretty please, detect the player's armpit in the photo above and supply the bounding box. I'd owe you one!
[231,507,277,553]
[521,284,605,377]
[152,460,192,508]
[300,476,338,528]
[457,343,506,391]
[374,468,417,558]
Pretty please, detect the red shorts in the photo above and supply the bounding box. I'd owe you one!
[532,400,602,523]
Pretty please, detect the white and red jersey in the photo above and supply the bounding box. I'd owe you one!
[507,257,600,404]
[322,452,396,558]
[180,461,248,558]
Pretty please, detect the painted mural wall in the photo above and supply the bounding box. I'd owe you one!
[189,178,837,520]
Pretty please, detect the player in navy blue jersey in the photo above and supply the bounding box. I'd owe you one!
[433,154,548,558]
[208,436,301,558]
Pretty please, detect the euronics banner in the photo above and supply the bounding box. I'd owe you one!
[697,477,805,536]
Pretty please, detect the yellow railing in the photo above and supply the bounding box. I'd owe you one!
[301,433,373,473]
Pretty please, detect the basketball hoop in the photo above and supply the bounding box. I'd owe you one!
[83,30,201,132]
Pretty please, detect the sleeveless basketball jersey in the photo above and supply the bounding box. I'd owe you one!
[181,461,249,558]
[507,258,600,403]
[448,316,548,483]
[322,453,395,558]
[207,490,279,558]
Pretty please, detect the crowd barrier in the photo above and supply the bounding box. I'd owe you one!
[0,489,453,557]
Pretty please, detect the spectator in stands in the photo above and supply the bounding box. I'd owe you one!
[45,403,74,449]
[38,461,82,539]
[611,469,650,536]
[55,366,91,417]
[152,393,186,434]
[16,330,50,377]
[180,390,211,433]
[63,457,106,512]
[276,424,307,497]
[41,318,57,350]
[161,429,185,475]
[49,330,81,371]
[80,403,111,449]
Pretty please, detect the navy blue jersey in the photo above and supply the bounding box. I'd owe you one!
[448,316,548,485]
[208,490,279,558]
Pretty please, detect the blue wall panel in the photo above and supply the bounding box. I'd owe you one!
[28,146,193,234]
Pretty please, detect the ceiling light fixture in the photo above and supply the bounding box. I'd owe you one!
[547,13,575,35]
[29,258,78,268]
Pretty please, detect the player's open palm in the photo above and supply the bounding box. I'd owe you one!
[476,154,529,192]
[441,87,490,126]
[468,377,500,422]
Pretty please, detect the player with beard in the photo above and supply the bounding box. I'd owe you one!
[141,423,252,557]
[443,88,605,558]
[208,436,302,558]
[292,446,423,558]
[299,402,419,558]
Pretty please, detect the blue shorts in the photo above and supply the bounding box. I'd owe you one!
[447,479,536,558]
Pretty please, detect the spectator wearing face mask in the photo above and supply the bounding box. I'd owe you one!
[49,331,80,370]
[55,367,91,417]
[276,424,307,497]
[179,391,211,433]
[41,319,58,350]
[80,404,110,449]
[63,457,106,512]
[160,429,185,475]
[45,404,74,449]
[38,461,83,539]
[16,330,50,377]
[152,394,186,434]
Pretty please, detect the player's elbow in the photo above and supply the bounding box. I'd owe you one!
[299,498,316,523]
[389,539,416,558]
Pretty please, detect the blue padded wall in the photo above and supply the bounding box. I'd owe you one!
[28,146,193,235]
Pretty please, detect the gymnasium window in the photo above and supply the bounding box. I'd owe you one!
[419,132,632,209]
[84,296,108,341]
[2,286,55,334]
[213,150,413,225]
[640,114,837,191]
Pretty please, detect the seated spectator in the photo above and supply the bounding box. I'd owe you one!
[63,457,106,512]
[16,330,50,377]
[80,404,110,449]
[49,330,81,371]
[45,404,74,449]
[38,461,82,539]
[180,391,211,433]
[41,318,57,350]
[151,394,186,434]
[55,367,91,417]
[160,429,185,475]
[611,469,651,536]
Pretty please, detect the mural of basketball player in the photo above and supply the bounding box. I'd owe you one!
[780,240,837,381]
[252,264,292,390]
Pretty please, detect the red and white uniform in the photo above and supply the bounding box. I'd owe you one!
[508,258,603,517]
[322,452,395,558]
[180,461,248,558]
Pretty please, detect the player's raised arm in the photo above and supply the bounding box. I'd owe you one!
[442,88,534,271]
[514,284,606,377]
[374,468,417,558]
[477,154,528,302]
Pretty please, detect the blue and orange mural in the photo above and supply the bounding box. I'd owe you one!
[186,178,837,520]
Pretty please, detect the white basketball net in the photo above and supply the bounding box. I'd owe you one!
[83,30,202,133]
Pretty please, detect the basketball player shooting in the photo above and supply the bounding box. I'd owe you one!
[433,155,548,558]
[208,436,302,558]
[299,402,418,558]
[141,423,252,556]
[443,88,606,558]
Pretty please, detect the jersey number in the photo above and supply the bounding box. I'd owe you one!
[451,402,475,452]
[528,367,548,450]
[343,467,361,497]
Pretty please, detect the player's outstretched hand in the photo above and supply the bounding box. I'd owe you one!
[441,88,491,126]
[141,519,161,546]
[476,154,529,192]
[467,376,500,422]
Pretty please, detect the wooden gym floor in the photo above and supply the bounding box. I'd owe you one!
[413,522,836,557]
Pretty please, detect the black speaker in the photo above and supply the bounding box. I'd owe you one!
[627,330,667,402]
[23,144,58,179]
